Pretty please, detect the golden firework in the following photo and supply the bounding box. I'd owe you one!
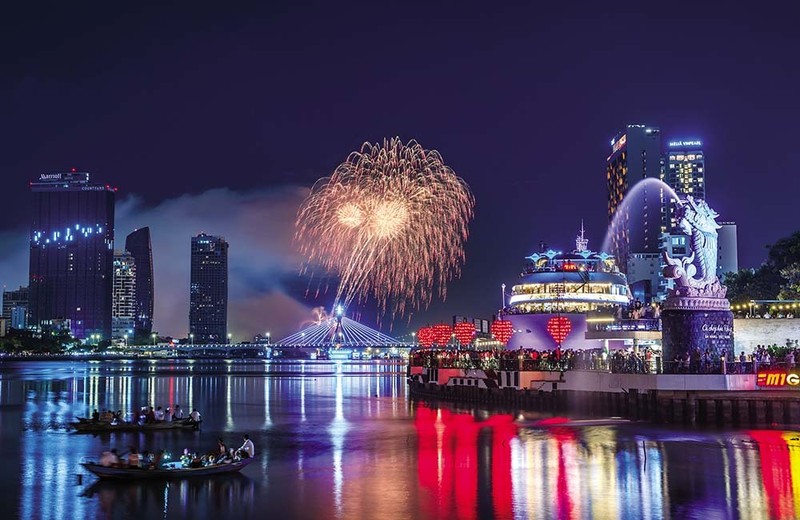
[296,137,475,317]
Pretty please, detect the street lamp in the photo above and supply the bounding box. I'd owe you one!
[411,332,416,345]
[151,333,157,346]
[123,334,128,347]
[189,333,194,345]
[227,333,232,344]
[266,332,271,345]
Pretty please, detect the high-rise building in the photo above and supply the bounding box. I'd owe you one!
[662,139,705,232]
[2,286,28,328]
[607,125,663,266]
[189,233,228,343]
[112,251,137,339]
[717,222,739,279]
[125,227,154,335]
[28,171,115,340]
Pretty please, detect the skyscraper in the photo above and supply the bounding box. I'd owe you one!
[125,227,154,336]
[28,171,115,340]
[112,251,137,339]
[606,125,663,263]
[189,233,228,343]
[662,139,705,232]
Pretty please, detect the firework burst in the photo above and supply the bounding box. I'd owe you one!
[295,137,475,317]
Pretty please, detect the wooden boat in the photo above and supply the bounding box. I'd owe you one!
[81,457,255,480]
[70,419,201,433]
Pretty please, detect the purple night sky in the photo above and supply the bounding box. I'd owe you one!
[1,1,798,338]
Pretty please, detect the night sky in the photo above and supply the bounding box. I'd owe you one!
[1,1,798,338]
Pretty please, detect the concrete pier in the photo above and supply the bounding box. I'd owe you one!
[408,367,800,427]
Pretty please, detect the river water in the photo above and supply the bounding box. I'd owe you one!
[1,359,799,519]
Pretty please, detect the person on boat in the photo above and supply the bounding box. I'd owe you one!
[145,407,156,424]
[173,405,184,421]
[155,406,165,422]
[99,448,120,467]
[238,434,255,459]
[141,450,153,469]
[188,408,202,426]
[152,449,165,469]
[91,409,100,422]
[127,447,141,468]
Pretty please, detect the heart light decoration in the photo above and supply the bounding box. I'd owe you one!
[432,324,453,346]
[546,316,572,346]
[453,322,476,346]
[417,326,434,348]
[490,319,513,346]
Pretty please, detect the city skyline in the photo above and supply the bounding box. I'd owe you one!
[1,2,799,338]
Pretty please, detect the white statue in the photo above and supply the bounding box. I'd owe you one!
[663,196,724,295]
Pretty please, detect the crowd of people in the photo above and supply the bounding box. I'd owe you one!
[88,404,202,426]
[97,434,255,469]
[411,346,661,374]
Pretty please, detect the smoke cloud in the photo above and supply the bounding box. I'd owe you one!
[0,186,319,341]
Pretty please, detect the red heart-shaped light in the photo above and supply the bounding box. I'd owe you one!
[546,316,572,345]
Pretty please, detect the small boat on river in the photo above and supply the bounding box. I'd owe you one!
[81,458,254,480]
[70,419,200,433]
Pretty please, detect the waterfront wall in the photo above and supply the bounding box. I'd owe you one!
[409,381,800,427]
[409,367,800,427]
[734,318,800,353]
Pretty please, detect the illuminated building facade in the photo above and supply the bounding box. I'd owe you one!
[28,171,115,340]
[606,125,663,268]
[2,285,28,329]
[125,227,154,335]
[112,251,137,339]
[662,139,705,232]
[189,233,228,343]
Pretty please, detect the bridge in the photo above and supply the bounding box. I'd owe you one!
[113,342,271,357]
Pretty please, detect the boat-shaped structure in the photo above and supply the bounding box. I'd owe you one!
[503,225,632,350]
[70,419,200,433]
[81,458,254,480]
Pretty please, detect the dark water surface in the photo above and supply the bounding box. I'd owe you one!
[1,359,799,519]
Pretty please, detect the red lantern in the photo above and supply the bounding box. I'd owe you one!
[546,316,572,346]
[432,323,453,346]
[417,326,434,348]
[453,322,476,346]
[490,319,513,346]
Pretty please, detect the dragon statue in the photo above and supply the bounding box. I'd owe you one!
[662,196,723,293]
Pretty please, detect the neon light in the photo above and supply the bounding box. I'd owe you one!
[668,140,702,148]
[757,371,800,387]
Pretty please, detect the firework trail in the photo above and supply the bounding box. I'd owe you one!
[295,137,475,318]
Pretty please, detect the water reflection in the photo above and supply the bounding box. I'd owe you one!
[81,475,256,519]
[4,360,800,519]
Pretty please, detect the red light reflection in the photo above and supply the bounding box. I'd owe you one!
[414,404,517,519]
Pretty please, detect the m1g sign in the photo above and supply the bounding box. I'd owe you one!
[756,371,800,388]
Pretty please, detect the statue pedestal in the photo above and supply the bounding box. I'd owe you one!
[661,307,734,363]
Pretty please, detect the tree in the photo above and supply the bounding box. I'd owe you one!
[724,266,784,303]
[779,264,800,300]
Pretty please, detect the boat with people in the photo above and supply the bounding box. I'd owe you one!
[70,419,200,433]
[81,457,254,480]
[70,406,203,433]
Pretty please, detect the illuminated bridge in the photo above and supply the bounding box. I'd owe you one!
[273,308,409,356]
